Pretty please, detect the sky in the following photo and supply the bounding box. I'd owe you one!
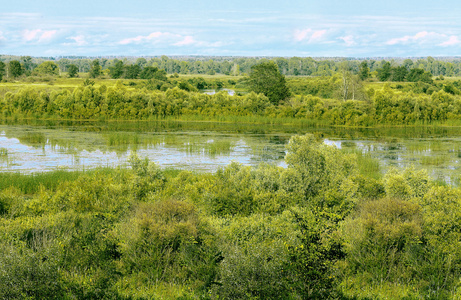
[1,0,461,57]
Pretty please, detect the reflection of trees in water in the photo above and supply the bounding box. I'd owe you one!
[17,133,47,148]
[4,122,461,184]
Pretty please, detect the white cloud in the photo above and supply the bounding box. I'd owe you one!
[339,35,355,46]
[119,32,179,45]
[173,36,196,46]
[67,35,87,46]
[22,29,57,43]
[439,35,461,47]
[386,31,443,45]
[38,30,57,42]
[23,29,41,41]
[0,31,5,41]
[119,31,223,49]
[294,28,327,43]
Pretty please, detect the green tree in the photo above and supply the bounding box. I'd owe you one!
[377,61,392,81]
[359,61,370,80]
[407,68,433,84]
[8,60,24,78]
[390,66,408,82]
[0,61,5,80]
[140,66,167,80]
[34,61,60,75]
[247,61,291,105]
[21,56,35,71]
[67,64,79,78]
[124,64,141,79]
[109,60,124,79]
[339,61,353,100]
[88,59,101,78]
[135,57,147,68]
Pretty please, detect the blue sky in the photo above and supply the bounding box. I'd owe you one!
[1,0,460,57]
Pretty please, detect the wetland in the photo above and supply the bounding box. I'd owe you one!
[2,120,461,184]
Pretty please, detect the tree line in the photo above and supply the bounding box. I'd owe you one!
[2,55,461,79]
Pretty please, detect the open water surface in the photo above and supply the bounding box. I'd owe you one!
[1,120,461,184]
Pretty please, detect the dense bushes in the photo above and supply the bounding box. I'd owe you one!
[3,77,461,126]
[0,135,461,298]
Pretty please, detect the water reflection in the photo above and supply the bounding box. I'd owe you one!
[1,121,461,185]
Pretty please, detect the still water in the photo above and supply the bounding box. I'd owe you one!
[1,120,461,184]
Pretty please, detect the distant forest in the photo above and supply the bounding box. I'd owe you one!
[1,55,461,77]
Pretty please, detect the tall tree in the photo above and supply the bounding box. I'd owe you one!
[377,61,392,81]
[136,58,147,68]
[8,60,24,78]
[21,56,35,71]
[390,66,408,82]
[359,61,370,80]
[109,60,125,79]
[407,68,433,84]
[34,61,60,75]
[247,61,291,105]
[89,59,101,78]
[67,64,79,78]
[0,61,5,81]
[339,62,352,100]
[125,64,141,79]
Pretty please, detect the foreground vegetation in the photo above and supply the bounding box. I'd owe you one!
[0,134,460,299]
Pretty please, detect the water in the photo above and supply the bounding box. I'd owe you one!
[1,121,461,184]
[202,89,235,96]
[0,122,289,173]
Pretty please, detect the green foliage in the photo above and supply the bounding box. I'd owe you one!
[0,241,65,299]
[359,61,370,80]
[212,213,297,299]
[390,66,408,82]
[140,66,167,80]
[340,197,423,298]
[1,70,461,126]
[0,61,5,81]
[124,64,141,79]
[407,68,433,84]
[0,146,460,299]
[383,167,430,199]
[109,60,125,79]
[34,61,60,75]
[247,61,291,105]
[284,134,358,208]
[206,162,256,216]
[8,60,24,78]
[116,199,218,297]
[89,59,102,78]
[287,207,345,299]
[67,64,79,78]
[377,61,392,81]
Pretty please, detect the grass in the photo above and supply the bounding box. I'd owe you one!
[184,139,234,157]
[0,167,125,194]
[420,155,447,166]
[161,114,332,127]
[345,149,382,179]
[18,133,47,146]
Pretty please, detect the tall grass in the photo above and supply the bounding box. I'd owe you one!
[345,149,382,179]
[0,168,123,194]
[184,140,234,157]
